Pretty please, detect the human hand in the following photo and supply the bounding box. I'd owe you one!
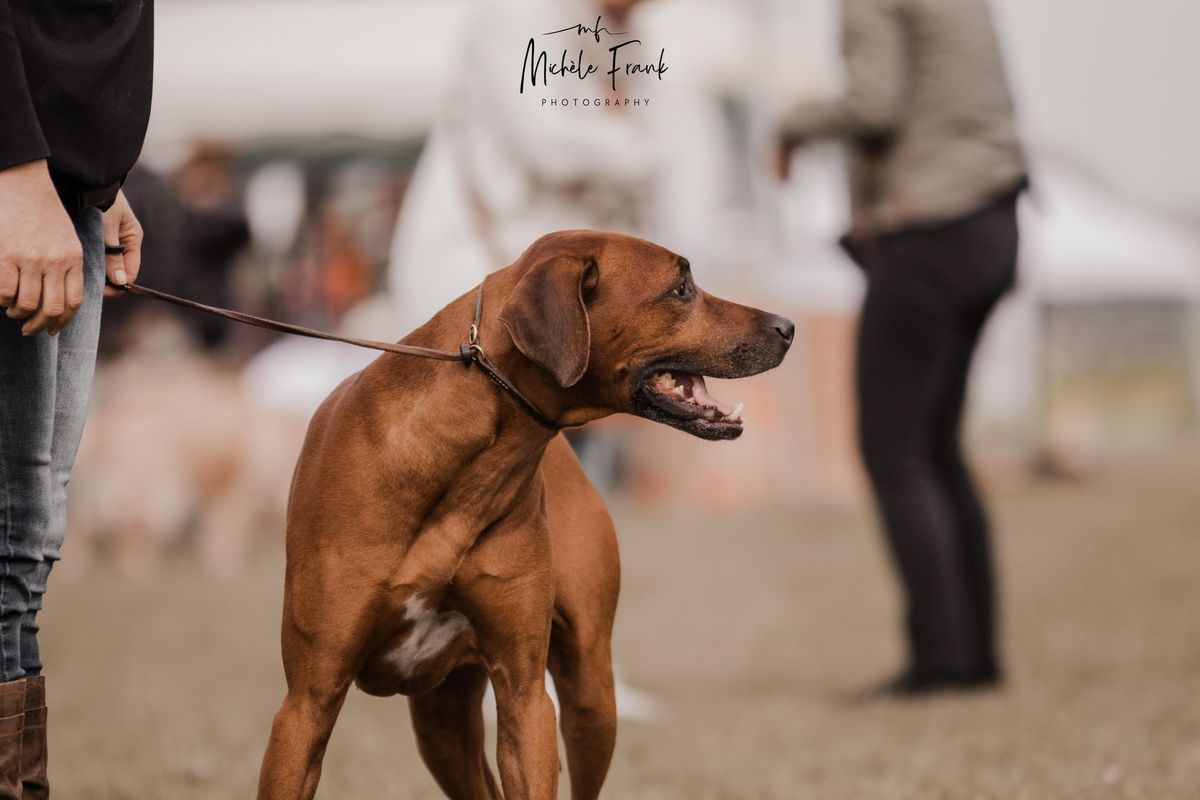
[102,190,143,298]
[0,159,85,336]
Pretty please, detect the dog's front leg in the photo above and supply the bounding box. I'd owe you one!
[490,649,558,800]
[257,572,376,800]
[461,530,558,799]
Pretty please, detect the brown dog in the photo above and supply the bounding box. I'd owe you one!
[257,231,793,799]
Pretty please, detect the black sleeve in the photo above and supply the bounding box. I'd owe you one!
[0,1,50,171]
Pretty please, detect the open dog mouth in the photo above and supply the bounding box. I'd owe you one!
[636,370,745,440]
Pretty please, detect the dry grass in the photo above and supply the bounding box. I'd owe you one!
[41,452,1200,798]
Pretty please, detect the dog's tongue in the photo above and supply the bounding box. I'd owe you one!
[689,375,734,416]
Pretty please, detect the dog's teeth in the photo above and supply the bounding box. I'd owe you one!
[672,385,686,397]
[730,402,744,420]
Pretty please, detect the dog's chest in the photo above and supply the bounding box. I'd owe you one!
[383,596,473,679]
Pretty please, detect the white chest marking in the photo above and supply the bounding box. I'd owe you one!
[385,596,471,679]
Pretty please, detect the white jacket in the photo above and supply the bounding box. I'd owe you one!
[388,0,656,331]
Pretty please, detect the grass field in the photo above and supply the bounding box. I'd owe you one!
[41,451,1200,799]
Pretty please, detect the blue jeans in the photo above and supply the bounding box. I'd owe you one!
[0,207,104,682]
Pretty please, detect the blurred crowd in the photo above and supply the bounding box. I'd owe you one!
[71,141,416,575]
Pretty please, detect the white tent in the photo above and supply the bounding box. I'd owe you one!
[972,160,1200,442]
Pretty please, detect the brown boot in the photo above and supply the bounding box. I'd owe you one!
[18,676,47,799]
[0,679,25,800]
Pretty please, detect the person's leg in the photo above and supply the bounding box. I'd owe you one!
[18,208,105,679]
[927,320,998,676]
[856,274,980,677]
[0,680,24,797]
[0,291,60,686]
[0,208,93,798]
[928,199,1020,678]
[6,208,103,798]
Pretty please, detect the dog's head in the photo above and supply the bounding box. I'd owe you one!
[498,231,793,440]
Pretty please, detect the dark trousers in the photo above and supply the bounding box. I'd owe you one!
[854,192,1019,676]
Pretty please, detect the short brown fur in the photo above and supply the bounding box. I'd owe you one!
[257,231,792,799]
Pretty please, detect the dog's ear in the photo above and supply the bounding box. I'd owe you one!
[499,255,597,388]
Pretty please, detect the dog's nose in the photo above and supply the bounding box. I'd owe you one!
[771,315,795,344]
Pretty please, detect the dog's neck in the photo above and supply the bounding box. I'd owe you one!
[377,284,564,468]
[398,275,612,436]
[364,272,626,535]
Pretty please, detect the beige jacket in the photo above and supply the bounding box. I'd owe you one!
[782,0,1026,235]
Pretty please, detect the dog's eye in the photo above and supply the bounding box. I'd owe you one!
[673,279,690,298]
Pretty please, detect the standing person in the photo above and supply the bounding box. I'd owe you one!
[0,0,153,792]
[777,0,1026,696]
[387,0,655,491]
[172,145,251,351]
[387,0,655,334]
[171,146,250,350]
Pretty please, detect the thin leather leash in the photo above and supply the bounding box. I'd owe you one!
[103,276,558,430]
